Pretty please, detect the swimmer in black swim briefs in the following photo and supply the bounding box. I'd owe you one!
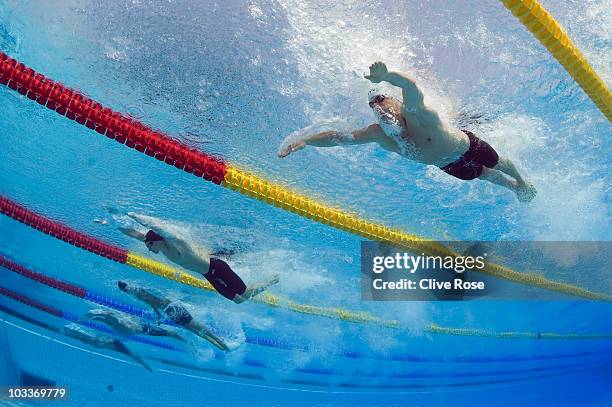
[112,212,280,304]
[118,280,230,351]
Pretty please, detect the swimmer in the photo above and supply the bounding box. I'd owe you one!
[60,323,152,372]
[115,211,279,304]
[85,308,186,342]
[279,61,537,202]
[117,280,230,351]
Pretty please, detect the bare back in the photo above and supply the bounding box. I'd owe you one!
[128,213,212,275]
[161,238,211,275]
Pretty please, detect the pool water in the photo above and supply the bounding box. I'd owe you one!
[0,0,610,406]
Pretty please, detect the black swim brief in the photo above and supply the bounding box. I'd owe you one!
[440,130,499,180]
[142,323,169,337]
[204,257,247,300]
[163,302,193,326]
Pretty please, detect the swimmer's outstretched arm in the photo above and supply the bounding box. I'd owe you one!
[127,213,180,241]
[101,206,147,241]
[118,226,146,241]
[113,339,153,372]
[279,124,397,157]
[188,322,230,351]
[365,61,424,109]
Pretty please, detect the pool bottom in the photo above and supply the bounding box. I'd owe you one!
[0,311,610,407]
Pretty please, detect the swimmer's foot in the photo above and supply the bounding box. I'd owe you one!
[240,275,280,302]
[516,182,537,202]
[253,274,280,292]
[264,274,280,289]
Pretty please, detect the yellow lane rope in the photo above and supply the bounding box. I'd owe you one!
[125,253,400,327]
[427,323,612,340]
[500,0,612,121]
[222,167,611,302]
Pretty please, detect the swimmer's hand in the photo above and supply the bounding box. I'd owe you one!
[278,140,306,158]
[364,61,388,83]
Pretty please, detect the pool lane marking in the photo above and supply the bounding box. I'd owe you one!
[0,52,609,302]
[6,310,597,390]
[2,292,611,388]
[0,317,143,369]
[7,316,603,395]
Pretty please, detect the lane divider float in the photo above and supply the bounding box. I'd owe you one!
[500,0,611,121]
[427,324,612,341]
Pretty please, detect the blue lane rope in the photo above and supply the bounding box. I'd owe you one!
[0,285,182,352]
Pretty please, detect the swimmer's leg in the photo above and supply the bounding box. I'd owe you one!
[186,322,229,351]
[480,167,536,202]
[494,157,525,183]
[113,340,153,372]
[493,157,537,201]
[234,274,280,304]
[479,167,518,192]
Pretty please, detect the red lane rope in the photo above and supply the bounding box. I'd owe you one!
[0,256,86,299]
[0,52,227,184]
[0,196,128,263]
[0,286,62,317]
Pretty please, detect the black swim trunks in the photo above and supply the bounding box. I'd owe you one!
[163,302,193,326]
[142,323,169,336]
[440,130,499,180]
[204,257,247,300]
